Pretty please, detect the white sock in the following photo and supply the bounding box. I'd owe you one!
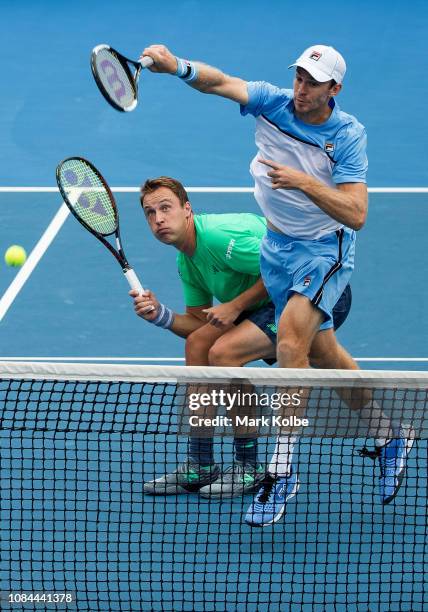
[268,436,297,477]
[358,400,392,445]
[375,438,389,448]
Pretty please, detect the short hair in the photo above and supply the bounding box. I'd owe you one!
[295,67,337,88]
[140,176,189,207]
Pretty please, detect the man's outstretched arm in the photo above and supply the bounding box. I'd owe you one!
[140,44,249,104]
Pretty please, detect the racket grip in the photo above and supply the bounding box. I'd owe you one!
[124,268,145,294]
[140,56,154,69]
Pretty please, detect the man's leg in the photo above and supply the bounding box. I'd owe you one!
[276,293,323,368]
[309,329,415,505]
[207,319,276,367]
[144,324,227,495]
[185,323,229,366]
[197,320,276,498]
[309,328,358,370]
[246,291,352,525]
[184,324,234,486]
[310,329,396,436]
[263,294,323,482]
[245,296,321,525]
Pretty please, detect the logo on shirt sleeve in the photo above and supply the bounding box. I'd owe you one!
[325,142,335,153]
[225,239,236,260]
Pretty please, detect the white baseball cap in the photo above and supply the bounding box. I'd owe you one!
[289,45,346,83]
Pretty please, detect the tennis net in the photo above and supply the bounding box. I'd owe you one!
[0,362,427,612]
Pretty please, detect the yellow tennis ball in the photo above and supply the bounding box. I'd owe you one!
[4,245,27,267]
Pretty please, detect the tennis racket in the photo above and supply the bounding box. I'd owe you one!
[91,44,154,112]
[56,156,144,294]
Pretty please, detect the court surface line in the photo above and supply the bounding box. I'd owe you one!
[1,356,427,362]
[1,187,428,194]
[0,203,70,322]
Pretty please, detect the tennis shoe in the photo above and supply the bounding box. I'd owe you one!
[199,462,265,499]
[144,459,220,495]
[378,427,415,504]
[244,468,299,527]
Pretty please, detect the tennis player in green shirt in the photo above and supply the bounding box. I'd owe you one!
[130,176,352,498]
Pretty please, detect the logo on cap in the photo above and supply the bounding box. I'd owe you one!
[309,51,322,61]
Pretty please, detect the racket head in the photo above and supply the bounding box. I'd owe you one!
[56,157,118,237]
[91,44,140,112]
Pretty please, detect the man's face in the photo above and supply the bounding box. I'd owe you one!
[293,67,341,117]
[142,186,192,245]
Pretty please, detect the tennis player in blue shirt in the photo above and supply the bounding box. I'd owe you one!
[140,43,414,526]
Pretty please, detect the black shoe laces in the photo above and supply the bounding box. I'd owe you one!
[356,446,381,461]
[258,473,277,503]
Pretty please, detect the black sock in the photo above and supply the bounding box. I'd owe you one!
[188,437,215,467]
[234,438,258,466]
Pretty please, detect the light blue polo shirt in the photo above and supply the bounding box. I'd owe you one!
[240,81,368,239]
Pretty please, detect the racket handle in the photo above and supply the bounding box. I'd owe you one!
[124,268,145,294]
[140,56,154,69]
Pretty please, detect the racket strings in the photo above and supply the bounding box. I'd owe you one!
[93,48,137,110]
[58,159,117,235]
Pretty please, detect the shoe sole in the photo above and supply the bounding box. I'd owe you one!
[199,474,265,500]
[143,485,189,496]
[382,429,416,505]
[144,480,217,495]
[245,480,300,528]
[199,480,263,500]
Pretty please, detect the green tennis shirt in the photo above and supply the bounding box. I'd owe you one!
[177,213,269,309]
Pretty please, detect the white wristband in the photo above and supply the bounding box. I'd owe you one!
[174,56,198,83]
[151,303,175,329]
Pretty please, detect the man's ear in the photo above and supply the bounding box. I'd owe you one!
[330,82,342,98]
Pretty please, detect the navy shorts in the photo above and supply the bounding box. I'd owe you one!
[236,285,352,363]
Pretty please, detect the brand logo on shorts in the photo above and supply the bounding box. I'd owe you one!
[309,51,322,61]
[303,277,311,287]
[325,142,334,153]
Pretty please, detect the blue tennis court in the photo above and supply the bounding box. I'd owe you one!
[0,1,427,611]
[0,1,427,367]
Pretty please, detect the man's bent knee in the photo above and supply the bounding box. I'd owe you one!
[277,336,309,367]
[208,341,241,367]
[185,330,209,361]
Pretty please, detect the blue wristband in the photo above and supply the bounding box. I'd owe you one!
[151,303,175,329]
[174,56,199,83]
